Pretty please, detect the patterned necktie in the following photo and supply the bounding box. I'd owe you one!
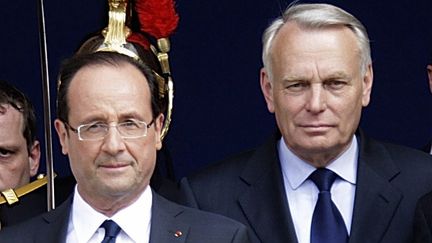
[101,220,121,243]
[310,168,348,243]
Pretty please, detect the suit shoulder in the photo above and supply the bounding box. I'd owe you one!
[155,194,249,242]
[0,213,47,241]
[185,205,245,226]
[0,197,70,242]
[378,140,432,166]
[158,192,246,228]
[179,203,249,240]
[417,191,432,210]
[184,209,250,242]
[190,145,262,180]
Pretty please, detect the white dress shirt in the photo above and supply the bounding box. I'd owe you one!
[279,136,358,243]
[66,185,152,243]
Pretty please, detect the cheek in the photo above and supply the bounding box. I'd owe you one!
[333,95,364,128]
[128,142,157,169]
[0,159,28,184]
[1,158,27,172]
[274,94,304,118]
[68,142,99,170]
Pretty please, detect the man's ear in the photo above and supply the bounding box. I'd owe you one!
[28,140,41,177]
[260,68,275,113]
[54,119,69,155]
[154,114,165,150]
[361,63,374,107]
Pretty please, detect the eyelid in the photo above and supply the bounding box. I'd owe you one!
[0,148,14,158]
[325,79,348,85]
[122,118,139,122]
[284,80,309,91]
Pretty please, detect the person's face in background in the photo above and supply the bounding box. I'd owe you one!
[0,104,40,190]
[55,62,163,215]
[260,22,373,167]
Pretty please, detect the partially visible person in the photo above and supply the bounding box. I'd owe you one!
[428,59,432,94]
[422,58,432,154]
[0,52,249,242]
[0,80,74,228]
[0,80,40,192]
[180,3,432,243]
[411,57,432,243]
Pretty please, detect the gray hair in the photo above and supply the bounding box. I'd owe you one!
[262,3,371,77]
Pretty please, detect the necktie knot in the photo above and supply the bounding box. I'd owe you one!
[101,220,121,243]
[309,168,338,192]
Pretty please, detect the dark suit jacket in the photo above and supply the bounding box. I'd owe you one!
[180,131,432,243]
[0,176,75,228]
[0,191,250,243]
[412,191,432,243]
[422,142,431,154]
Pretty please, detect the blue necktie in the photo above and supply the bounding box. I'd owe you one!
[101,220,121,243]
[310,168,348,243]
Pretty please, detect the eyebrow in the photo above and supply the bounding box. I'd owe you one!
[0,144,20,152]
[282,75,309,83]
[324,71,351,80]
[282,71,351,83]
[118,112,146,121]
[79,111,147,124]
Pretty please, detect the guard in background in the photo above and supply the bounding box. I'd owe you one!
[0,80,73,228]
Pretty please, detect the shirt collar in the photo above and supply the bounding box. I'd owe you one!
[278,135,358,190]
[71,185,152,243]
[112,186,152,242]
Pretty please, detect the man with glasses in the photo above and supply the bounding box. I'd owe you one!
[0,52,249,242]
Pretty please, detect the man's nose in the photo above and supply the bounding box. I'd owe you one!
[101,126,126,155]
[305,84,327,113]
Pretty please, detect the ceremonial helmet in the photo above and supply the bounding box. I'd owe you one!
[70,0,179,140]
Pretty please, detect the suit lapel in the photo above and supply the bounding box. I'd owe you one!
[349,132,402,243]
[39,196,73,242]
[150,192,189,243]
[238,134,298,243]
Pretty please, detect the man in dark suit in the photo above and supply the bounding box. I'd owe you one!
[180,3,432,243]
[0,52,249,242]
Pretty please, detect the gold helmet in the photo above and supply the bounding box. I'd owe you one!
[74,0,179,140]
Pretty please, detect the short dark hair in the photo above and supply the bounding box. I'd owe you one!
[57,51,161,123]
[0,80,37,152]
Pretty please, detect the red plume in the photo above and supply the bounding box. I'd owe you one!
[134,0,179,39]
[127,32,151,49]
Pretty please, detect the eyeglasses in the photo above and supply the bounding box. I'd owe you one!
[64,119,154,141]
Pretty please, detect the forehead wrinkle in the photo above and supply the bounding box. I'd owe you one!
[0,106,26,145]
[316,68,351,82]
[77,106,143,124]
[74,96,149,124]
